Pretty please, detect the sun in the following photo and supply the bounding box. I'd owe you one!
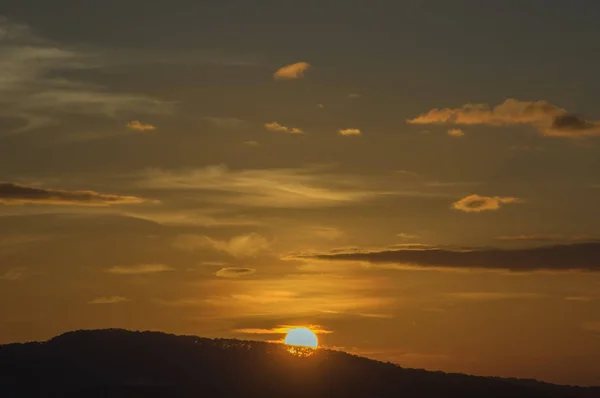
[284,327,318,348]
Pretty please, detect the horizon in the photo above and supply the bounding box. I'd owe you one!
[1,0,600,387]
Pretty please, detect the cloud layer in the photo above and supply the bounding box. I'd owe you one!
[305,242,600,272]
[408,99,600,138]
[0,182,145,206]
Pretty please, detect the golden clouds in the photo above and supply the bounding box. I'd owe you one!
[0,182,145,206]
[264,121,304,134]
[273,62,311,80]
[339,128,362,136]
[451,194,520,212]
[126,120,156,131]
[408,98,600,138]
[107,264,174,275]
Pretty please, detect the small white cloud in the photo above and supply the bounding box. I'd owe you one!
[339,128,361,136]
[127,120,156,131]
[447,128,465,137]
[88,296,130,304]
[244,140,259,146]
[317,104,325,108]
[273,62,311,80]
[264,121,304,134]
[452,194,520,212]
[107,264,174,275]
[348,93,361,99]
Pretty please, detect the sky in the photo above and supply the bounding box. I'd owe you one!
[1,0,600,386]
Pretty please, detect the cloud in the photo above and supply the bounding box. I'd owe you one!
[107,264,174,275]
[396,233,419,239]
[445,292,545,300]
[580,322,600,332]
[0,267,26,281]
[451,194,520,212]
[273,62,311,80]
[244,140,259,146]
[172,233,270,258]
[348,93,361,99]
[303,242,600,272]
[339,128,361,136]
[497,234,595,242]
[0,182,145,206]
[448,128,465,137]
[88,296,130,304]
[264,121,304,134]
[0,16,173,135]
[565,296,598,302]
[215,267,256,278]
[126,120,156,131]
[137,164,413,209]
[204,116,248,129]
[234,324,333,335]
[309,226,343,240]
[408,98,600,138]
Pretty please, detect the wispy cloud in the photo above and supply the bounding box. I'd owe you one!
[107,264,174,275]
[580,322,600,332]
[408,98,600,138]
[88,296,130,304]
[126,120,156,131]
[452,194,520,212]
[303,242,600,272]
[235,324,333,335]
[215,267,256,278]
[172,233,271,258]
[0,267,27,281]
[0,182,145,206]
[273,62,311,80]
[264,121,304,134]
[445,292,545,300]
[244,140,259,146]
[0,16,172,135]
[137,164,413,208]
[339,128,362,136]
[497,234,595,242]
[348,93,361,99]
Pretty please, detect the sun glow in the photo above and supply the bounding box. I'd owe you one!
[284,327,318,348]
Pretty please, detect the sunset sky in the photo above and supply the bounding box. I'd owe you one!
[1,0,600,386]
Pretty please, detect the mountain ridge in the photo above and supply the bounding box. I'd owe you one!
[1,328,598,397]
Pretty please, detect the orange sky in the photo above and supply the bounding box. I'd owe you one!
[1,1,600,386]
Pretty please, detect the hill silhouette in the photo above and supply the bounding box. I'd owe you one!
[0,329,598,397]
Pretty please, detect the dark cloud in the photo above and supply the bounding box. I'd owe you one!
[0,182,145,206]
[306,243,600,272]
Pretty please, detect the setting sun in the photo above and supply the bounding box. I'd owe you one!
[284,328,318,348]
